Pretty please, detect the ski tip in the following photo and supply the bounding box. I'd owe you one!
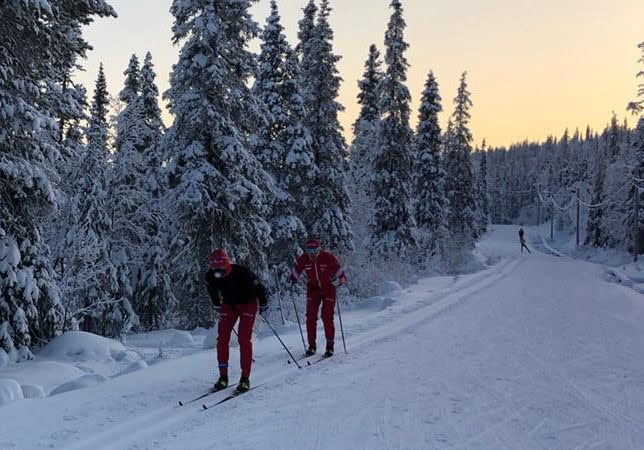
[287,359,291,364]
[202,404,208,410]
[307,361,311,366]
[178,401,184,406]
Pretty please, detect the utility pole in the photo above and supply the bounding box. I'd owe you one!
[576,186,580,247]
[550,204,554,240]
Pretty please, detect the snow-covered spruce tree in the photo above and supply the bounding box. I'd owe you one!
[135,52,176,331]
[626,43,644,259]
[585,141,607,247]
[628,42,644,115]
[108,54,155,333]
[475,142,490,235]
[0,1,117,358]
[139,52,166,153]
[298,0,353,252]
[164,0,275,327]
[343,45,385,295]
[370,0,418,257]
[606,113,622,162]
[414,70,449,260]
[114,54,143,152]
[628,117,644,258]
[444,72,477,250]
[252,1,316,270]
[62,65,133,337]
[296,0,317,60]
[349,44,383,239]
[602,121,632,248]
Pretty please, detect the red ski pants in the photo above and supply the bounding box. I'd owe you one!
[306,289,336,350]
[217,302,257,379]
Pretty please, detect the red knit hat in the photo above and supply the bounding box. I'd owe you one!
[304,238,321,250]
[209,248,232,275]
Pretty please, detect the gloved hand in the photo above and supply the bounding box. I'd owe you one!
[287,273,298,285]
[259,302,269,314]
[332,273,347,287]
[212,302,222,313]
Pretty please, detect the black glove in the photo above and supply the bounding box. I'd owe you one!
[259,302,268,314]
[213,302,221,313]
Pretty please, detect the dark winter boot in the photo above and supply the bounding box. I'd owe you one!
[213,375,228,391]
[305,345,316,357]
[235,377,250,394]
[324,348,334,358]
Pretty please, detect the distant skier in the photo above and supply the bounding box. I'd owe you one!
[288,238,347,357]
[519,227,531,253]
[205,249,268,394]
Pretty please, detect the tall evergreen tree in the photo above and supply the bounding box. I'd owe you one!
[444,72,477,248]
[135,52,176,331]
[139,52,166,152]
[627,42,644,115]
[370,0,418,257]
[627,43,644,259]
[296,0,317,60]
[414,70,448,258]
[350,45,383,203]
[1,1,114,357]
[629,117,644,259]
[475,141,490,235]
[253,0,317,268]
[62,65,134,337]
[114,54,144,152]
[585,140,607,247]
[164,0,275,326]
[349,44,383,251]
[298,0,353,252]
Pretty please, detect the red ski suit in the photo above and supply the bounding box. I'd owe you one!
[291,251,346,350]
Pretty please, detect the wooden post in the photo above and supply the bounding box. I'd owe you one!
[576,187,580,247]
[550,204,554,240]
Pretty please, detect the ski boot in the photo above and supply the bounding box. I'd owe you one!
[213,375,228,392]
[305,345,316,357]
[324,348,334,358]
[235,377,250,394]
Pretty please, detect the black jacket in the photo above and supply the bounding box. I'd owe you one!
[205,264,267,307]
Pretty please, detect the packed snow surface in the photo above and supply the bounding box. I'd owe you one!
[1,225,644,449]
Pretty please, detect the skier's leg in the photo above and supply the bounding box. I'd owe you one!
[236,302,257,379]
[216,304,237,377]
[320,293,336,352]
[306,292,322,349]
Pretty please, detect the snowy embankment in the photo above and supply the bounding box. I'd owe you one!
[2,225,644,449]
[531,223,644,295]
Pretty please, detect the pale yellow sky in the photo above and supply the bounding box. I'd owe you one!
[76,0,643,148]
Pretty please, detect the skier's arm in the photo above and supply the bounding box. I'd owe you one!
[244,268,268,310]
[205,271,222,306]
[288,255,305,284]
[329,254,347,287]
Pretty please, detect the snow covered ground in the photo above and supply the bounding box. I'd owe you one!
[2,225,644,449]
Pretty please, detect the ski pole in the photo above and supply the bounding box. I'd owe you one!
[291,295,306,353]
[260,313,302,369]
[335,292,348,354]
[273,267,287,326]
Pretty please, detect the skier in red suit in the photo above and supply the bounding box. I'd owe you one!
[288,238,347,357]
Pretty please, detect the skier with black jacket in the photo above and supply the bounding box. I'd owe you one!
[205,248,268,394]
[519,227,531,253]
